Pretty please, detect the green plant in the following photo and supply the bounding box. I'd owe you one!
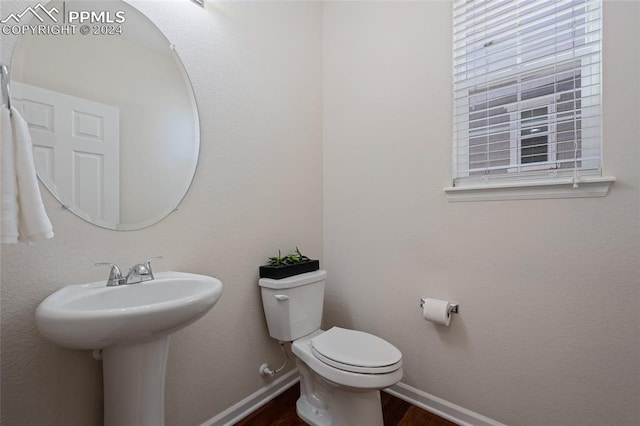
[267,247,310,266]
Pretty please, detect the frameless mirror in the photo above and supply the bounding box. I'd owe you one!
[10,0,199,230]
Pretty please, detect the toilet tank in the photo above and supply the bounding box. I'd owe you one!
[258,270,326,342]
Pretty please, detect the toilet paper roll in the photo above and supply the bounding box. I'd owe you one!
[422,298,452,326]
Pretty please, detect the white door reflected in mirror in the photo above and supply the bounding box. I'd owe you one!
[15,82,121,226]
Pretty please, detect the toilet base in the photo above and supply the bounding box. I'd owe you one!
[297,395,332,426]
[296,358,384,426]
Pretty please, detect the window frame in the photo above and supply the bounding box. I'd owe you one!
[445,0,614,201]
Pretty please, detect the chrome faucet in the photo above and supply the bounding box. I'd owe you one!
[94,263,125,287]
[95,257,163,286]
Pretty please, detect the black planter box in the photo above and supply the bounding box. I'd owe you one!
[259,260,320,280]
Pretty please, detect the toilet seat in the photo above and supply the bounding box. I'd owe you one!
[310,327,402,374]
[293,329,403,390]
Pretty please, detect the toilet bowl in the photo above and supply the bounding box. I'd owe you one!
[259,270,403,426]
[293,328,402,426]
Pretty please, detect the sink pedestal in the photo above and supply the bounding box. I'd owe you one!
[102,336,170,426]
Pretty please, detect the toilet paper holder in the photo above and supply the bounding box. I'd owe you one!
[419,298,459,314]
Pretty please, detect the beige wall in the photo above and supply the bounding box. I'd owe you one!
[323,1,639,426]
[0,1,322,425]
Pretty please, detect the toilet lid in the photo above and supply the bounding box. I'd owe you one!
[310,327,402,374]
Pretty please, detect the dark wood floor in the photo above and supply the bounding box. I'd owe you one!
[234,383,458,426]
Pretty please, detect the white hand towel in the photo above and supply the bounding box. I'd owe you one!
[0,106,54,243]
[0,106,19,243]
[12,106,54,242]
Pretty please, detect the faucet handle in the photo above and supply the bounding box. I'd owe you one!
[144,256,163,279]
[95,263,124,286]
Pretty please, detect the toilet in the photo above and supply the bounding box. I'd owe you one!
[259,270,403,426]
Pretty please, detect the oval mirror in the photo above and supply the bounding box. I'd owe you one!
[10,0,199,230]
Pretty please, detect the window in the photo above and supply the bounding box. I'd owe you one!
[448,0,613,200]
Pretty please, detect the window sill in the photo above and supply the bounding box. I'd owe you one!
[443,176,616,202]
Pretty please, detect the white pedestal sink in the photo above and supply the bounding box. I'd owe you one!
[35,271,223,426]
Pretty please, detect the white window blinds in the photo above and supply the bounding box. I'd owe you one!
[452,0,602,186]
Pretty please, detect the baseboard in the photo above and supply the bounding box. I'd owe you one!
[385,382,505,426]
[202,370,503,426]
[200,369,300,426]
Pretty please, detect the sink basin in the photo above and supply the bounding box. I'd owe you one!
[35,271,223,426]
[36,271,223,350]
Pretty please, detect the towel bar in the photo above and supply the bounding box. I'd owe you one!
[1,64,11,113]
